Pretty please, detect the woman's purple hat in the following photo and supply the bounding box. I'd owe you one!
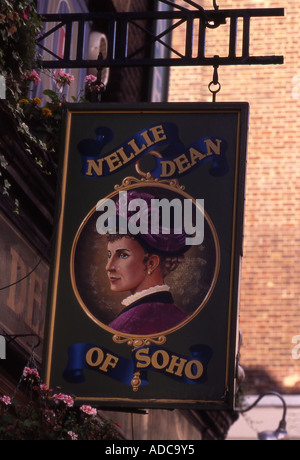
[112,190,189,256]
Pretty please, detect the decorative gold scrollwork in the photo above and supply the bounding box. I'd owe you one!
[112,335,166,349]
[112,335,167,392]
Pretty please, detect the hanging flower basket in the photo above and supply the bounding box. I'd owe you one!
[0,366,121,440]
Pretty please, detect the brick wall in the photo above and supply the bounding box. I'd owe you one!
[169,0,300,394]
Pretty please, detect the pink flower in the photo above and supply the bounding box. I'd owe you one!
[53,393,74,407]
[39,384,48,392]
[0,395,11,406]
[80,405,97,416]
[44,409,56,422]
[23,6,33,21]
[23,367,40,379]
[54,71,75,88]
[68,431,79,440]
[85,75,97,84]
[24,70,41,85]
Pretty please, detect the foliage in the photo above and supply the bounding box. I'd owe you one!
[0,0,106,154]
[0,366,120,441]
[0,0,42,105]
[0,0,106,204]
[18,71,105,154]
[19,70,83,154]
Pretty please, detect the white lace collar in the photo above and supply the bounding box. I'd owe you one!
[121,284,170,307]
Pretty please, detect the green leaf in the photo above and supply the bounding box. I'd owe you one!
[43,89,59,103]
[43,89,57,98]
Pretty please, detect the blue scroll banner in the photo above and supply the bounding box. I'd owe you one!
[63,343,212,387]
[77,122,229,179]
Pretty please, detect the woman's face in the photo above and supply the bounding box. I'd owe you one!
[105,237,149,294]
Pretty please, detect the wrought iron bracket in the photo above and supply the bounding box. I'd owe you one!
[36,7,284,70]
[1,333,41,350]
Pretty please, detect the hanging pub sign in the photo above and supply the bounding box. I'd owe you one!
[43,103,249,410]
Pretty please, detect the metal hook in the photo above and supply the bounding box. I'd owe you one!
[208,56,221,102]
[213,0,219,10]
[213,60,219,85]
[206,1,226,29]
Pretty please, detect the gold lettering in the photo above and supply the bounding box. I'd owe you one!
[134,347,205,381]
[151,350,169,370]
[86,347,104,367]
[86,347,119,373]
[128,139,147,156]
[184,360,203,380]
[140,130,155,147]
[84,125,168,176]
[117,147,135,164]
[165,355,188,377]
[99,353,119,372]
[160,160,176,177]
[189,147,206,165]
[86,159,104,176]
[149,125,167,143]
[173,154,192,174]
[105,152,123,172]
[204,138,222,156]
[135,347,151,368]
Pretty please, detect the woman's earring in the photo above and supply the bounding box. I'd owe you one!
[148,269,152,275]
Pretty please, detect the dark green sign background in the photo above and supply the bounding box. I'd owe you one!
[43,103,248,410]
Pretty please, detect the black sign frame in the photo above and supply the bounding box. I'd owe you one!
[43,102,248,410]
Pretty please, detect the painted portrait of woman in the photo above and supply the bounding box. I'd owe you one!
[71,185,220,337]
[104,191,190,335]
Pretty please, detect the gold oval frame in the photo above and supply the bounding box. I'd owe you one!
[70,176,221,341]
